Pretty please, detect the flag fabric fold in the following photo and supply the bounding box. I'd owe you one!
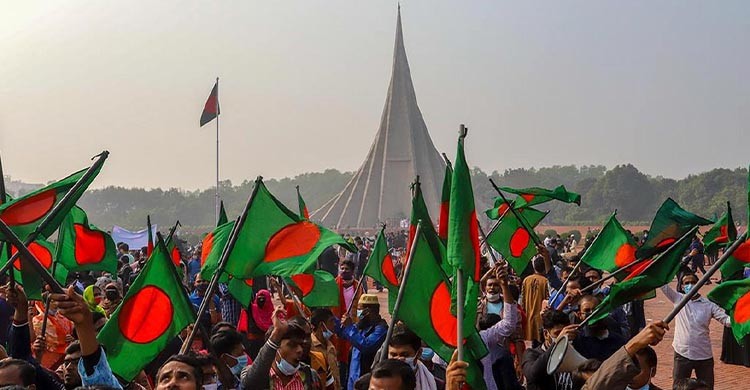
[497,185,581,208]
[363,228,399,312]
[703,202,737,256]
[296,186,310,220]
[637,198,712,259]
[406,180,448,275]
[579,213,638,273]
[437,160,452,241]
[217,200,228,226]
[708,277,750,343]
[486,207,548,275]
[55,206,117,274]
[286,270,339,308]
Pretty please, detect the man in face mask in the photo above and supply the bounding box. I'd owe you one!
[340,294,388,390]
[387,325,441,390]
[478,266,504,319]
[572,295,627,362]
[626,346,660,390]
[310,309,341,389]
[210,329,249,388]
[660,273,729,389]
[522,310,579,390]
[190,274,221,325]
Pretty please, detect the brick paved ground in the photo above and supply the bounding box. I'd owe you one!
[368,277,750,389]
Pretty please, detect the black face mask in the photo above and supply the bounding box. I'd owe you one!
[196,283,208,293]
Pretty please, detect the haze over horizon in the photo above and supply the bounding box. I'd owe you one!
[2,1,748,191]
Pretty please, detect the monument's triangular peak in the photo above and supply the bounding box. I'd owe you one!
[314,7,446,229]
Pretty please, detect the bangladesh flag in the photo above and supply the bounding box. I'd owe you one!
[199,79,220,127]
[398,229,487,390]
[296,186,310,220]
[637,198,712,259]
[580,213,638,273]
[589,228,696,324]
[286,270,339,308]
[498,185,581,208]
[446,129,483,358]
[98,236,196,381]
[720,232,750,280]
[207,179,355,279]
[217,200,228,226]
[0,166,103,241]
[486,207,547,275]
[484,197,514,220]
[54,206,117,274]
[163,221,182,268]
[199,220,235,281]
[146,215,154,257]
[406,180,448,275]
[437,159,452,241]
[363,228,399,312]
[704,202,737,256]
[0,239,68,300]
[227,276,255,308]
[708,277,750,342]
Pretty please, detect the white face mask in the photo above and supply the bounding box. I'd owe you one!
[276,353,300,376]
[486,293,501,302]
[626,385,649,390]
[203,384,219,390]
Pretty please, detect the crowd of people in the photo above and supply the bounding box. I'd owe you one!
[0,228,745,390]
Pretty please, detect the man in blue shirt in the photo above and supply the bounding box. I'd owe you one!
[339,294,388,390]
[189,274,221,326]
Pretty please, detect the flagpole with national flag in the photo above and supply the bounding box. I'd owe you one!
[200,78,221,223]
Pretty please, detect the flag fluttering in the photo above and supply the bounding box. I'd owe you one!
[497,185,581,208]
[580,212,638,273]
[55,206,117,274]
[199,80,220,127]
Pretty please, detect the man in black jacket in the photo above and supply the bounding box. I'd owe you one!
[522,310,578,390]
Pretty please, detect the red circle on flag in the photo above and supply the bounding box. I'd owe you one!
[118,285,173,344]
[381,254,400,286]
[73,224,106,265]
[623,260,653,281]
[11,242,53,271]
[496,203,510,217]
[734,241,750,263]
[1,190,56,226]
[171,246,181,267]
[521,194,535,203]
[291,274,315,296]
[430,281,458,348]
[509,228,530,258]
[734,292,750,324]
[200,233,215,267]
[614,243,637,268]
[655,237,676,249]
[244,279,254,287]
[469,212,482,280]
[264,222,321,262]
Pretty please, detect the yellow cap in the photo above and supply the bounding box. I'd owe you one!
[359,294,380,306]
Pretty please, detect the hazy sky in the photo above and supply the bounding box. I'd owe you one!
[1,1,748,190]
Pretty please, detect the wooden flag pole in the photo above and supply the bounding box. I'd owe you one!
[0,151,109,276]
[180,177,262,354]
[663,231,747,323]
[379,221,422,362]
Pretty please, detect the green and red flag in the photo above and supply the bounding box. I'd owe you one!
[227,276,255,307]
[497,185,581,209]
[199,80,220,127]
[164,222,183,269]
[98,235,196,381]
[0,166,103,241]
[296,186,310,220]
[484,197,516,220]
[589,228,696,324]
[398,229,487,390]
[703,202,737,256]
[708,277,750,342]
[0,239,68,300]
[406,179,448,275]
[54,206,117,274]
[286,270,339,308]
[217,200,228,226]
[146,215,154,257]
[446,129,484,360]
[205,179,355,279]
[199,220,235,281]
[580,212,638,273]
[637,198,712,259]
[363,228,399,312]
[720,167,750,278]
[486,207,548,275]
[437,159,453,241]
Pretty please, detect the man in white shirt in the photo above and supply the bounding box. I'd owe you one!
[661,273,730,389]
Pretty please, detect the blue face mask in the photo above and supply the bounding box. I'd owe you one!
[421,347,435,360]
[322,325,334,340]
[276,354,300,376]
[626,384,649,390]
[683,284,694,294]
[228,354,248,376]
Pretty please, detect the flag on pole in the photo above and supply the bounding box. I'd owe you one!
[720,167,750,278]
[0,166,103,241]
[164,221,182,268]
[217,200,228,226]
[146,215,154,257]
[497,185,581,208]
[199,80,220,127]
[55,206,117,274]
[637,198,712,259]
[296,186,310,220]
[437,159,452,241]
[286,270,339,308]
[98,235,196,381]
[703,202,737,255]
[363,227,399,312]
[486,207,548,274]
[579,212,638,273]
[0,239,68,300]
[405,179,448,275]
[708,277,750,342]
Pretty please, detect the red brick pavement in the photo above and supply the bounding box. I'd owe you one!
[369,278,750,389]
